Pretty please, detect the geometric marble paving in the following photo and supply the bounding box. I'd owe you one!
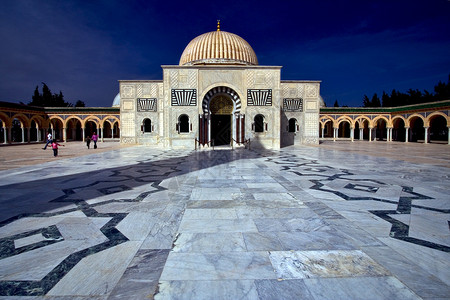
[0,144,448,299]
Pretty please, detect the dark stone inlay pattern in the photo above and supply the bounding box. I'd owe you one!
[0,152,191,296]
[0,225,63,260]
[264,152,450,253]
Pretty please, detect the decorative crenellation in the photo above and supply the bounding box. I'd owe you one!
[247,89,272,106]
[283,98,303,112]
[137,98,157,112]
[171,89,197,106]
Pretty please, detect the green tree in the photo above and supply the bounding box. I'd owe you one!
[29,86,43,106]
[434,74,450,101]
[75,100,86,107]
[363,95,371,107]
[28,83,73,107]
[333,100,339,107]
[371,93,381,107]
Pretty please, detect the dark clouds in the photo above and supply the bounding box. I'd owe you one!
[0,0,449,107]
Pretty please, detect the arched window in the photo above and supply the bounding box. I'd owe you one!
[178,114,189,133]
[254,114,264,133]
[143,118,152,132]
[288,118,298,132]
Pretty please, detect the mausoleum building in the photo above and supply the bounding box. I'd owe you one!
[118,23,323,149]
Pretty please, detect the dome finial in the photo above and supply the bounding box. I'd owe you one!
[217,20,220,31]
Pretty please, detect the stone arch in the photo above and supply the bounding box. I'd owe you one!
[426,111,449,127]
[201,86,242,114]
[406,113,425,128]
[336,116,354,128]
[355,115,371,127]
[11,113,30,128]
[371,115,389,128]
[391,115,407,142]
[65,116,83,141]
[408,114,425,142]
[337,119,351,138]
[427,112,448,142]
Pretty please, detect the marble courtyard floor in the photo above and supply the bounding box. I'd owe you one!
[0,141,448,299]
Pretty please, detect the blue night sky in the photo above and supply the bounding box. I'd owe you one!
[0,0,449,107]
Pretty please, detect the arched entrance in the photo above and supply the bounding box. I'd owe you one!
[210,95,233,146]
[200,86,244,146]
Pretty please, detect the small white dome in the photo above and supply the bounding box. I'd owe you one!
[112,93,120,107]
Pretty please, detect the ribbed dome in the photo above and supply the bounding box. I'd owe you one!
[179,30,258,66]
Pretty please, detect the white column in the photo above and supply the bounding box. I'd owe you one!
[373,127,377,141]
[82,128,85,142]
[63,128,67,142]
[333,127,337,141]
[387,128,391,142]
[321,127,325,138]
[101,127,104,142]
[447,127,450,145]
[360,128,363,140]
[36,128,39,142]
[112,127,115,139]
[21,128,25,143]
[350,127,354,142]
[405,127,409,143]
[424,127,429,144]
[3,127,7,144]
[369,128,372,142]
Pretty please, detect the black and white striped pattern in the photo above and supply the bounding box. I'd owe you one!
[137,98,157,111]
[247,89,272,106]
[171,89,197,106]
[283,98,303,112]
[202,86,241,114]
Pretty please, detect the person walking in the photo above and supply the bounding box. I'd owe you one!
[51,140,64,157]
[43,132,52,150]
[91,132,98,149]
[86,136,91,149]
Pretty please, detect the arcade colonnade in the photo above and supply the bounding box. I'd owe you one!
[320,101,450,144]
[0,102,120,144]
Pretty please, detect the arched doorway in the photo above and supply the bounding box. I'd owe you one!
[201,86,244,146]
[210,95,233,146]
[409,117,424,142]
[392,118,406,142]
[338,121,350,138]
[429,115,447,143]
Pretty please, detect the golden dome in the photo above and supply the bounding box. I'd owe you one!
[179,28,258,66]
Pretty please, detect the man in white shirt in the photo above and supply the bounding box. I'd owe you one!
[43,132,52,150]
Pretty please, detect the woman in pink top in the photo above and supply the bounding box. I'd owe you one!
[91,132,98,149]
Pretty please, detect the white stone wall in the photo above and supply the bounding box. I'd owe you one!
[280,81,321,146]
[120,68,319,149]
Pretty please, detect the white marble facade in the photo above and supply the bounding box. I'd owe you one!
[119,67,321,149]
[118,27,322,149]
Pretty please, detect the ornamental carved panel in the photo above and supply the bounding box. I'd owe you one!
[121,85,135,99]
[283,98,303,112]
[247,89,272,106]
[137,98,157,112]
[171,89,197,106]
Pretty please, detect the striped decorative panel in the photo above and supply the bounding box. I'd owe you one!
[137,98,157,111]
[171,89,197,106]
[202,86,241,114]
[247,89,272,106]
[283,98,303,112]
